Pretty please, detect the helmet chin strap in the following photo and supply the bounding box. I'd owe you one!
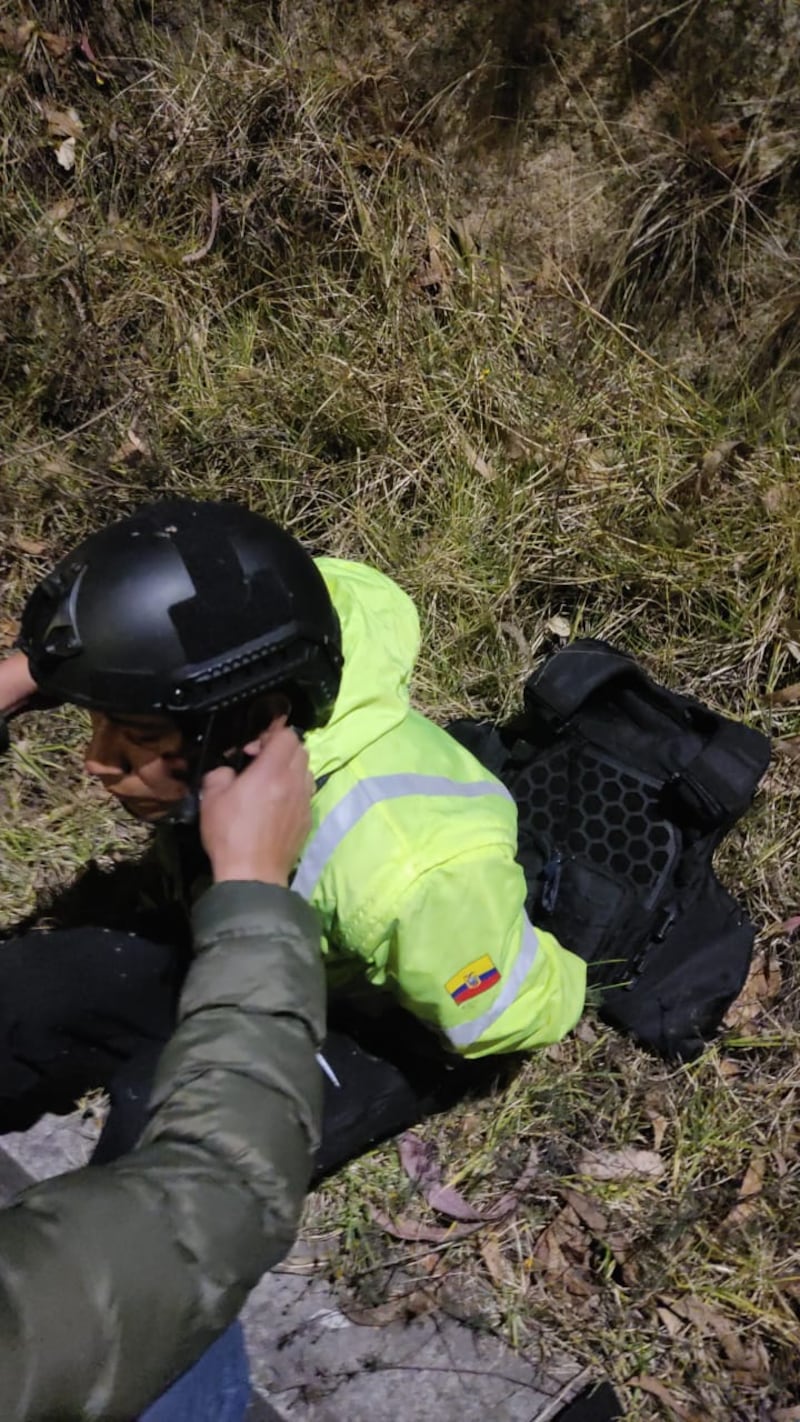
[127,701,289,829]
[157,792,202,828]
[142,711,222,829]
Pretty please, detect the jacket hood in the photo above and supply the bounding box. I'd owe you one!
[308,558,420,779]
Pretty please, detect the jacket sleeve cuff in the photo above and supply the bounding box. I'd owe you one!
[190,879,319,953]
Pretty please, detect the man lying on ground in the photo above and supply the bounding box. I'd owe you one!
[0,497,585,1419]
[3,496,586,1174]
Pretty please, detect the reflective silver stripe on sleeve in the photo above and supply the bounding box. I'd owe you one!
[293,773,513,901]
[444,916,540,1051]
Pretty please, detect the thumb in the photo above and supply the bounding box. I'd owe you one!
[200,764,236,802]
[243,715,289,756]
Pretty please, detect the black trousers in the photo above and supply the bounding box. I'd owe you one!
[0,928,507,1177]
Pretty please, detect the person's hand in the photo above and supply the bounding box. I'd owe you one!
[0,651,38,717]
[199,720,314,887]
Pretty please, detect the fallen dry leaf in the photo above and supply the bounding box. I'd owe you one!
[602,1228,632,1266]
[774,737,800,762]
[536,251,561,290]
[503,429,533,462]
[0,617,19,649]
[775,1407,800,1421]
[7,534,47,555]
[558,1187,608,1235]
[41,30,72,58]
[546,614,571,640]
[369,1207,477,1244]
[721,1157,765,1232]
[344,1288,438,1326]
[419,225,451,295]
[686,121,745,174]
[78,33,101,64]
[449,212,483,259]
[562,1267,595,1299]
[0,18,35,53]
[631,1375,696,1420]
[42,104,84,139]
[182,188,221,266]
[499,620,530,661]
[673,438,751,505]
[724,948,781,1027]
[427,1183,488,1223]
[739,1158,766,1200]
[398,1133,436,1185]
[574,1018,598,1045]
[699,438,750,487]
[56,138,76,171]
[112,428,150,465]
[762,483,794,516]
[531,1215,570,1275]
[761,910,800,944]
[766,680,800,707]
[0,20,71,57]
[43,198,75,225]
[753,130,799,183]
[530,1205,595,1297]
[457,434,494,480]
[656,1304,683,1339]
[772,1150,789,1179]
[668,1294,769,1380]
[273,1232,339,1276]
[577,1147,665,1182]
[647,1110,669,1153]
[480,1237,517,1289]
[398,1132,538,1225]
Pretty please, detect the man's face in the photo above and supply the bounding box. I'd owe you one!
[84,712,190,822]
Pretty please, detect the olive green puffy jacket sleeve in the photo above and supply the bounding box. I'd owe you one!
[0,880,325,1421]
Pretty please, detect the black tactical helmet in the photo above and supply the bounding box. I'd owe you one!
[19,499,343,734]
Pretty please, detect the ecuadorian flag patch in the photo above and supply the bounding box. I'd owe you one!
[446,955,502,1007]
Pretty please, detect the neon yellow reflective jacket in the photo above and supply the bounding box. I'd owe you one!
[293,558,586,1059]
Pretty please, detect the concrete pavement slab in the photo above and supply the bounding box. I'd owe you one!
[241,1269,585,1421]
[1,1115,588,1421]
[0,1111,96,1187]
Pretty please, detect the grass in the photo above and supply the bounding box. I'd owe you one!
[1,2,800,1416]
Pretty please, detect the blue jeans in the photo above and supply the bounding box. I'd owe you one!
[140,1320,250,1422]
